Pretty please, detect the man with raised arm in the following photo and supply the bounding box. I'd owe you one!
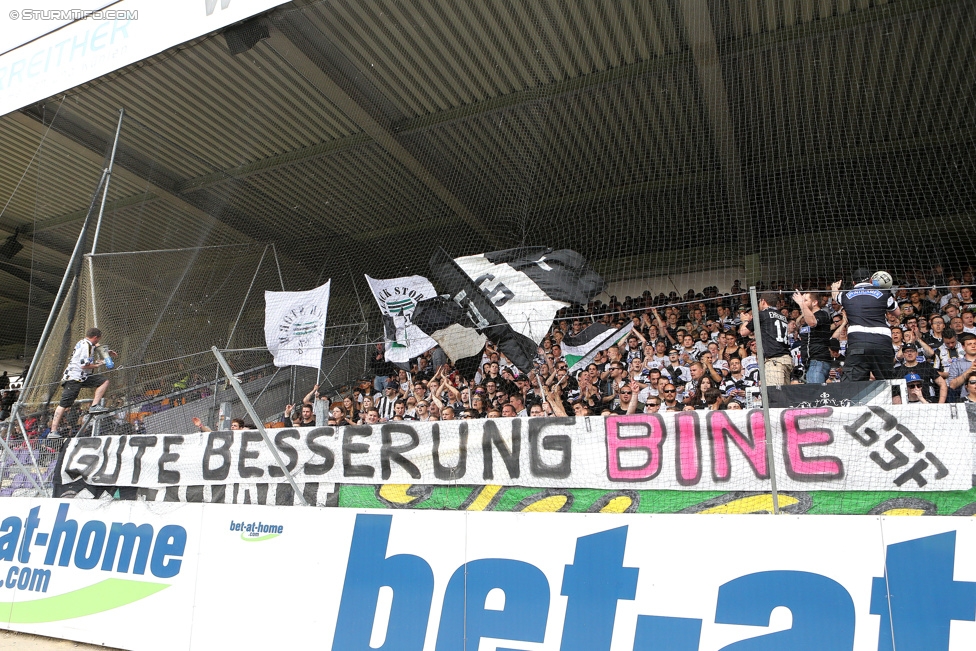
[738,293,793,386]
[793,290,834,384]
[831,269,900,381]
[49,327,117,438]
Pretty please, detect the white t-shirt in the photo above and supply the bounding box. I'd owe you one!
[63,338,97,382]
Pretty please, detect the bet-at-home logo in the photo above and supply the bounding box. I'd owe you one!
[229,520,284,542]
[277,304,323,355]
[377,286,427,315]
[0,503,185,623]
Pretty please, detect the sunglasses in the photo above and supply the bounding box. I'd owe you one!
[647,402,660,407]
[907,383,922,388]
[969,380,976,385]
[620,391,632,395]
[663,389,676,393]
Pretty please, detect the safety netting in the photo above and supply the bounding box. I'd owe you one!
[1,0,975,514]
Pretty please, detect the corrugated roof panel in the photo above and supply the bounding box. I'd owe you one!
[52,35,362,179]
[303,0,685,120]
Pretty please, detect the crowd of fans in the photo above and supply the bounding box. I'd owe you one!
[281,268,976,425]
[5,270,975,440]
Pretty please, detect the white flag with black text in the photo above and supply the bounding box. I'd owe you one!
[365,274,438,363]
[264,280,331,368]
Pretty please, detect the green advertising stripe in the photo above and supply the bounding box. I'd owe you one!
[241,533,280,542]
[0,579,169,623]
[337,484,976,516]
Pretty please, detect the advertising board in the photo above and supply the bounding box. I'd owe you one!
[0,498,973,650]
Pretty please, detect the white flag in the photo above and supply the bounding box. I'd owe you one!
[264,280,331,368]
[365,274,438,363]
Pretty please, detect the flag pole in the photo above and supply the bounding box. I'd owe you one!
[212,347,308,506]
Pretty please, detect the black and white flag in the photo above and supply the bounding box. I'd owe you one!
[365,274,438,363]
[413,247,605,372]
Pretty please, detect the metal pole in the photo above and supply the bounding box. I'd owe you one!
[87,257,99,328]
[87,108,123,329]
[211,347,308,506]
[271,243,285,290]
[2,167,109,475]
[213,244,269,424]
[89,108,124,256]
[749,286,780,515]
[20,171,107,394]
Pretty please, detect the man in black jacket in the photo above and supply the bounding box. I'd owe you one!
[831,270,900,381]
[793,290,834,384]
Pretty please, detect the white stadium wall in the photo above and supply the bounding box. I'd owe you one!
[0,497,973,650]
[596,267,747,304]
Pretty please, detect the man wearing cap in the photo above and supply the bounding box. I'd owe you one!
[902,373,929,404]
[897,344,946,403]
[830,269,900,381]
[375,378,400,421]
[739,294,793,386]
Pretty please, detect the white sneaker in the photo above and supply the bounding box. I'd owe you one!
[88,404,110,415]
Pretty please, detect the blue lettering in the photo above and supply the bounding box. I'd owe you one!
[70,31,88,61]
[436,559,549,650]
[0,516,21,562]
[559,526,639,651]
[333,514,433,650]
[18,506,40,563]
[871,532,976,651]
[151,525,186,579]
[101,523,153,575]
[5,566,17,588]
[53,39,71,67]
[633,615,702,651]
[8,60,25,87]
[111,19,131,44]
[44,504,77,567]
[27,50,45,77]
[714,571,855,651]
[74,521,106,570]
[90,22,110,51]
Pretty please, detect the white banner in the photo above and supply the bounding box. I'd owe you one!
[263,280,330,368]
[0,0,290,118]
[59,405,973,492]
[365,274,438,363]
[0,499,974,650]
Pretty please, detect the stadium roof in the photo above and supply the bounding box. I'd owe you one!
[0,0,974,351]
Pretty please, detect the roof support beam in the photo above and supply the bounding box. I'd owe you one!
[264,24,499,248]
